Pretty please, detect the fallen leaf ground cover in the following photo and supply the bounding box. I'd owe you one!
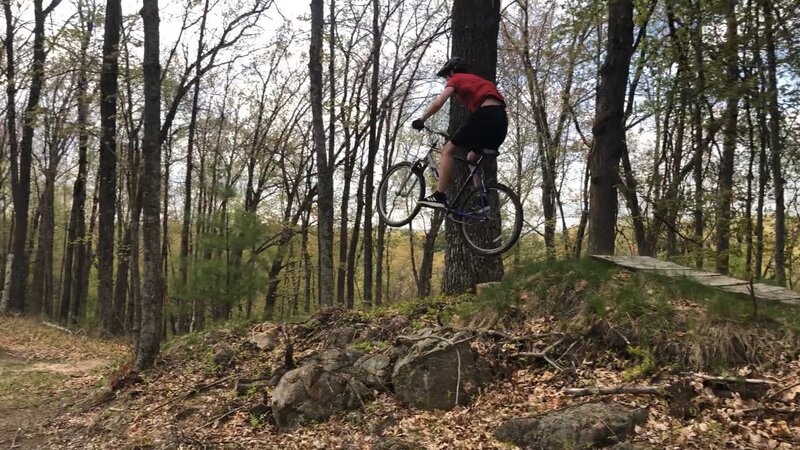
[6,259,800,449]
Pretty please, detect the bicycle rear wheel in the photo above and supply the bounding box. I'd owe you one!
[458,183,522,256]
[377,161,425,227]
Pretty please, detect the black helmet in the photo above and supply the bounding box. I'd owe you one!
[436,57,467,77]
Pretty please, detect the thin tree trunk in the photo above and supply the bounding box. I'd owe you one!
[362,0,381,308]
[178,0,210,334]
[98,0,122,334]
[4,0,21,314]
[763,0,785,285]
[346,169,366,308]
[690,2,707,269]
[30,174,55,315]
[310,0,334,308]
[418,212,444,297]
[73,189,98,325]
[137,0,162,371]
[715,0,738,275]
[302,209,312,314]
[744,100,755,276]
[7,0,63,313]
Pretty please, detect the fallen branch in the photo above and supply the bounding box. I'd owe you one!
[693,374,778,386]
[766,381,800,403]
[564,384,668,397]
[742,406,799,418]
[42,321,73,334]
[9,428,21,449]
[512,338,565,371]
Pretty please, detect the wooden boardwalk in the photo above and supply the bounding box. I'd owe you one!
[591,255,800,308]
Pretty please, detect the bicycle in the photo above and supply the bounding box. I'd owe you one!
[377,126,523,256]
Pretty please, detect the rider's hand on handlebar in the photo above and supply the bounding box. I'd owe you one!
[411,119,425,131]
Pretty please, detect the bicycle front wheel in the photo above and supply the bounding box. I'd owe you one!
[458,183,523,256]
[377,161,425,227]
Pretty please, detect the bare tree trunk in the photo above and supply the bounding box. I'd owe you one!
[302,208,312,314]
[715,0,738,275]
[137,0,162,371]
[310,0,334,308]
[588,0,633,256]
[755,81,768,281]
[689,3,707,269]
[362,0,381,308]
[30,174,55,315]
[7,0,63,313]
[60,7,93,324]
[763,0,785,285]
[442,0,503,294]
[3,1,21,314]
[1,255,13,312]
[346,170,366,308]
[178,0,210,334]
[98,0,122,334]
[744,100,755,276]
[418,212,444,297]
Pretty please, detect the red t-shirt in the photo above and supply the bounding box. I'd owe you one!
[446,73,505,113]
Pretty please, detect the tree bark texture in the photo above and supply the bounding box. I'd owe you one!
[137,0,162,371]
[310,0,334,307]
[98,0,122,334]
[441,0,503,295]
[763,0,785,285]
[362,0,381,307]
[715,0,738,275]
[588,0,633,256]
[60,12,93,325]
[7,0,63,313]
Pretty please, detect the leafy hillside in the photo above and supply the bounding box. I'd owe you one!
[4,259,799,449]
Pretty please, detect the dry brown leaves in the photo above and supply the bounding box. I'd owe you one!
[25,314,799,449]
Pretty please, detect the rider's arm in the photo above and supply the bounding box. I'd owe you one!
[420,86,455,122]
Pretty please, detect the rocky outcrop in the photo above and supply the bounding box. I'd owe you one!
[391,328,491,410]
[494,402,647,449]
[353,353,392,391]
[271,348,369,428]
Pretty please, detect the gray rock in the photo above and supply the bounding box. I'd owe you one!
[494,402,648,450]
[212,345,235,367]
[353,353,392,391]
[271,348,369,429]
[392,328,491,410]
[327,325,358,347]
[248,325,280,351]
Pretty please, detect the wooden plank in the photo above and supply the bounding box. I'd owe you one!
[591,255,800,308]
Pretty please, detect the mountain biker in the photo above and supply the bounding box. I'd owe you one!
[411,57,508,209]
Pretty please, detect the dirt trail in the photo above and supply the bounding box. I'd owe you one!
[0,317,127,449]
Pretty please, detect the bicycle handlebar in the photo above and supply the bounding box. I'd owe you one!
[423,126,450,141]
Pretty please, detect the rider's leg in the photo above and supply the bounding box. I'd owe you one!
[467,151,480,188]
[419,141,461,209]
[435,140,460,195]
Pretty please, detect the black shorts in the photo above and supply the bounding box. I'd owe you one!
[450,105,508,152]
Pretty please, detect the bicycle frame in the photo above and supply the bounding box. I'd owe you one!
[406,128,494,224]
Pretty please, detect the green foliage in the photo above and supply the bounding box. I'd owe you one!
[624,345,656,381]
[173,208,272,320]
[353,340,390,352]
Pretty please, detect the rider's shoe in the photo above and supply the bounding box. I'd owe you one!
[418,192,449,210]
